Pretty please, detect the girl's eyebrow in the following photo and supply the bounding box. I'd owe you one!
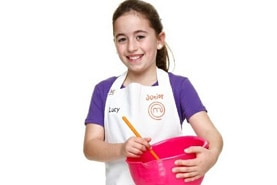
[114,33,125,39]
[115,30,148,38]
[134,30,147,34]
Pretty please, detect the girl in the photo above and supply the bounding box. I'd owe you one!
[83,0,223,184]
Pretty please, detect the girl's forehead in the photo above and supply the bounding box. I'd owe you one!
[114,11,152,33]
[116,10,149,25]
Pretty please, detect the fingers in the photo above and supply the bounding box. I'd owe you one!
[174,158,195,166]
[182,174,203,182]
[140,137,152,148]
[172,165,202,182]
[125,137,152,157]
[144,137,152,143]
[172,153,203,182]
[185,146,206,154]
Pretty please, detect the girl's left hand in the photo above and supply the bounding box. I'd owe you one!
[172,146,217,182]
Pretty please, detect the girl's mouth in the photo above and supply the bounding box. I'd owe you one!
[127,54,143,62]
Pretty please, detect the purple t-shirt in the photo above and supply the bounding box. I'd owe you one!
[85,72,206,126]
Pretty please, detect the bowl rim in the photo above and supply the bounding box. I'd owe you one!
[151,135,208,148]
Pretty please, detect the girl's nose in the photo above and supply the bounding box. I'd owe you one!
[127,39,138,52]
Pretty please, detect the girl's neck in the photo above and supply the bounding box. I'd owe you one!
[123,68,157,86]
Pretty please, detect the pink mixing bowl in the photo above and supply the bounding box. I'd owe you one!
[126,135,209,185]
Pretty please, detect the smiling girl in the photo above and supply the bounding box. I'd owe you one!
[83,0,223,184]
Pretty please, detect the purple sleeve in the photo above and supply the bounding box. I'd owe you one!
[84,77,117,126]
[169,73,207,123]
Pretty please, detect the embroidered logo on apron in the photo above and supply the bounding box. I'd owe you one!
[148,101,165,120]
[146,93,165,120]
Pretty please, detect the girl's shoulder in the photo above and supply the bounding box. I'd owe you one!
[168,72,190,87]
[94,76,117,95]
[96,76,117,87]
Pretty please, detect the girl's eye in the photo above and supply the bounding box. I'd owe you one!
[117,37,127,43]
[136,35,145,41]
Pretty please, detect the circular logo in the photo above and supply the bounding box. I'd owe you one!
[148,101,165,120]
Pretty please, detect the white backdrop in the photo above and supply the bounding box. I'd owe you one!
[0,0,276,184]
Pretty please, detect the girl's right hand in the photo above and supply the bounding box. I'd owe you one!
[122,137,152,158]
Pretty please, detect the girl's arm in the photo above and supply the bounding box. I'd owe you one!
[172,111,223,182]
[189,111,223,161]
[83,123,151,162]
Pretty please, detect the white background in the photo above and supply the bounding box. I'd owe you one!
[0,0,276,184]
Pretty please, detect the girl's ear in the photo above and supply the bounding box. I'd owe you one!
[157,31,166,50]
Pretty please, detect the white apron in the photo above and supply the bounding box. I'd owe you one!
[104,68,182,185]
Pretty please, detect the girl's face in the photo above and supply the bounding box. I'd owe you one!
[113,11,164,74]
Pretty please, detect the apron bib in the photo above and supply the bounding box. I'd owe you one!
[104,68,182,185]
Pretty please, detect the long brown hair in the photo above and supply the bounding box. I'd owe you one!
[112,0,172,72]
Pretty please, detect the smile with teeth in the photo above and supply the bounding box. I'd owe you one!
[127,55,143,61]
